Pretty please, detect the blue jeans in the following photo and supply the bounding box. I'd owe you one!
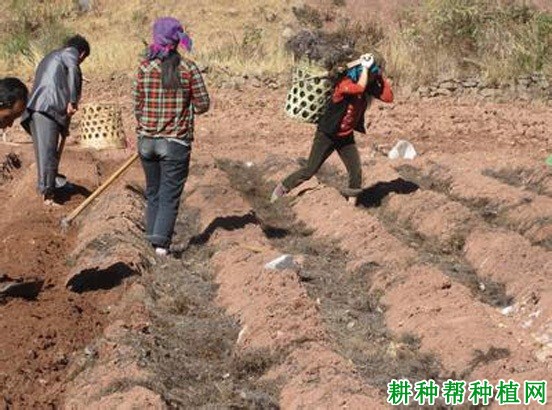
[138,136,191,249]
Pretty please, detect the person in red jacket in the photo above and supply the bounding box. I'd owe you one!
[271,53,393,203]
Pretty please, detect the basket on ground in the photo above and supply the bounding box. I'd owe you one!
[284,62,332,124]
[80,103,126,150]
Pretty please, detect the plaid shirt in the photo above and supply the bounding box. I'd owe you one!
[132,58,210,140]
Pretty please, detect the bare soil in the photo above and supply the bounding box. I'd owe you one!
[0,147,124,408]
[0,70,550,408]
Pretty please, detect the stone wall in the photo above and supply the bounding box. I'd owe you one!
[415,73,551,100]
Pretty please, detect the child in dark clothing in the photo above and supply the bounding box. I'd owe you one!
[271,53,393,203]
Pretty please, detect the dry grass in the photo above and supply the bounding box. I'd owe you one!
[1,0,295,78]
[1,0,550,88]
[385,0,552,85]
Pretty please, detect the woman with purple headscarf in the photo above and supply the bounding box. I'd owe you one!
[133,17,210,256]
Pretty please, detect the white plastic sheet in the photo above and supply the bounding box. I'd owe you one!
[388,140,417,160]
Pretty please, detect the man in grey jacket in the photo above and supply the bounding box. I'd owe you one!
[22,35,90,205]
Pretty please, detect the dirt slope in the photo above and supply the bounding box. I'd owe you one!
[0,70,550,408]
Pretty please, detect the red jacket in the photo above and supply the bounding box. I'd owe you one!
[317,75,393,137]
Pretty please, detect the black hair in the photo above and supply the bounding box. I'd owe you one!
[161,51,182,90]
[0,77,29,109]
[65,34,91,58]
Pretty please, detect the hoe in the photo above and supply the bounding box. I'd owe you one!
[60,152,139,229]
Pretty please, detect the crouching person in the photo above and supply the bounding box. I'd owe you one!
[0,77,28,130]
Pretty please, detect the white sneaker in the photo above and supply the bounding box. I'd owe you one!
[155,247,169,256]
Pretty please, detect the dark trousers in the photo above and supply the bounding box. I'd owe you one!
[283,130,362,191]
[138,136,191,249]
[29,112,63,196]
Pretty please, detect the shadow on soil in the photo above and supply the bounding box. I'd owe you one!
[132,208,281,409]
[356,178,420,208]
[218,159,447,395]
[54,183,93,205]
[318,162,513,308]
[308,159,420,207]
[188,212,259,246]
[66,262,137,293]
[0,275,44,302]
[219,158,513,408]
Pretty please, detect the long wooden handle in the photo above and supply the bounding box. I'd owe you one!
[346,59,361,69]
[292,58,364,83]
[63,152,139,225]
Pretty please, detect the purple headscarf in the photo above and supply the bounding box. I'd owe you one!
[147,17,193,60]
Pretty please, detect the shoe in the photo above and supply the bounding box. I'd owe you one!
[55,174,67,189]
[43,193,60,207]
[155,247,169,256]
[270,182,288,203]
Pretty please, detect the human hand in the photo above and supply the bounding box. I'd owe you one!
[67,102,78,116]
[360,53,375,69]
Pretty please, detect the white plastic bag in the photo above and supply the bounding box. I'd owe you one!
[388,140,417,160]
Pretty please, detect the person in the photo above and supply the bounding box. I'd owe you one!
[271,53,394,203]
[133,17,210,256]
[21,35,90,205]
[0,77,28,130]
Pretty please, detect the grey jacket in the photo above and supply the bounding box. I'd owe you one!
[22,47,83,134]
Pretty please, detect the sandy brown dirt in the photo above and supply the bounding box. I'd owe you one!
[0,70,550,408]
[188,83,551,405]
[0,146,131,408]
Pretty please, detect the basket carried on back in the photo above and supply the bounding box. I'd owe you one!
[284,62,332,124]
[80,103,126,150]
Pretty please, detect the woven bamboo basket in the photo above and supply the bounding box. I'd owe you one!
[284,62,332,124]
[80,103,126,150]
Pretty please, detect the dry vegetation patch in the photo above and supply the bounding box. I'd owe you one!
[2,0,550,90]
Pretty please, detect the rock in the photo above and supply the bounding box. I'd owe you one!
[462,79,479,88]
[78,0,93,12]
[417,86,430,96]
[538,80,549,90]
[500,305,515,316]
[237,326,248,345]
[281,27,295,40]
[440,81,458,91]
[227,8,239,17]
[388,140,417,160]
[431,88,452,97]
[264,11,278,22]
[480,88,498,98]
[518,78,531,87]
[264,255,296,270]
[531,73,544,82]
